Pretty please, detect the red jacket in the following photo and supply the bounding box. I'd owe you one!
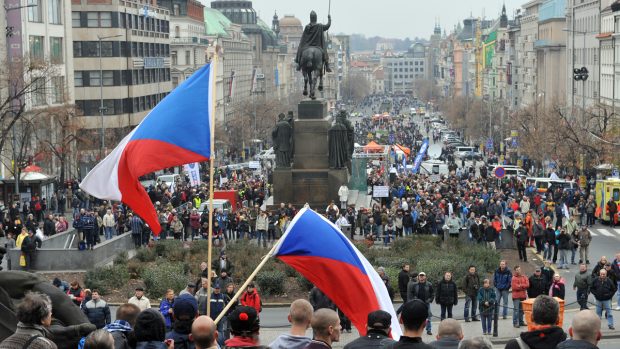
[511,274,530,300]
[240,290,261,314]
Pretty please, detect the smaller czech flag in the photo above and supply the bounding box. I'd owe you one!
[80,64,215,235]
[274,207,402,339]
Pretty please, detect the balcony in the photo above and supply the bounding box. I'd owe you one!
[534,39,564,48]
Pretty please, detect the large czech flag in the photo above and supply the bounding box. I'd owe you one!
[274,207,402,339]
[80,64,215,235]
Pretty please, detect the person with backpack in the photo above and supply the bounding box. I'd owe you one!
[240,283,261,316]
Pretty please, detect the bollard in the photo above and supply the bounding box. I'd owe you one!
[493,300,499,337]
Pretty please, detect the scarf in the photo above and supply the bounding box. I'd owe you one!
[105,320,133,332]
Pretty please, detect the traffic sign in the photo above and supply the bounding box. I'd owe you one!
[494,166,506,179]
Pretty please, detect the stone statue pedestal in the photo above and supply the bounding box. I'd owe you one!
[272,99,349,209]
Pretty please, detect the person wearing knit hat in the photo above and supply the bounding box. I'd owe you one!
[225,306,266,348]
[134,308,173,348]
[165,294,198,348]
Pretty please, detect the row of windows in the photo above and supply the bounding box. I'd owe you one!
[76,92,169,116]
[73,41,170,58]
[29,36,64,64]
[27,0,62,25]
[31,76,66,107]
[390,67,424,73]
[387,61,424,66]
[72,11,170,33]
[74,69,171,87]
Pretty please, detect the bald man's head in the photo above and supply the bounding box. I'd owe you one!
[570,310,601,345]
[437,319,463,340]
[311,309,340,337]
[191,316,217,349]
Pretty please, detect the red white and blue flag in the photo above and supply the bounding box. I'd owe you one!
[80,64,215,235]
[274,207,402,339]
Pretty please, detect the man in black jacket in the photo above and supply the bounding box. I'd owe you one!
[21,229,42,270]
[407,272,434,335]
[343,310,395,349]
[462,265,480,322]
[398,264,411,303]
[527,268,549,299]
[591,269,617,330]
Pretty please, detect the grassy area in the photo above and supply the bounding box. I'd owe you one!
[84,236,500,302]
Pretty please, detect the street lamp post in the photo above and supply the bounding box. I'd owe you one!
[97,34,123,160]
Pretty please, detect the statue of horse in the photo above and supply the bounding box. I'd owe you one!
[300,46,324,100]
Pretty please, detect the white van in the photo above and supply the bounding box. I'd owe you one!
[526,177,578,194]
[492,166,527,178]
[420,160,450,175]
[157,174,182,189]
[198,199,233,213]
[455,146,476,153]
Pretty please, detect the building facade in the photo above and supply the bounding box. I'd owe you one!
[72,0,172,169]
[516,0,541,107]
[157,0,208,89]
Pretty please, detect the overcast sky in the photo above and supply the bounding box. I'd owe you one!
[200,0,525,39]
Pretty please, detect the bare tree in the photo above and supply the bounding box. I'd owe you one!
[414,79,441,103]
[0,58,60,165]
[341,72,371,103]
[30,104,84,185]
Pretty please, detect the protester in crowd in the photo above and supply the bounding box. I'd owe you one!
[309,287,336,311]
[21,229,42,270]
[224,306,265,349]
[52,278,70,293]
[195,278,210,316]
[166,294,198,349]
[159,289,175,331]
[573,263,591,310]
[189,316,217,349]
[556,310,602,349]
[477,279,496,336]
[105,303,140,349]
[612,252,620,310]
[493,260,512,320]
[407,271,434,335]
[83,329,115,349]
[549,273,566,300]
[457,337,493,349]
[0,292,57,349]
[527,267,549,300]
[270,299,314,349]
[511,265,529,328]
[428,319,463,349]
[133,308,174,349]
[180,283,197,297]
[83,289,111,330]
[590,269,616,330]
[212,251,234,275]
[343,310,395,349]
[128,287,151,312]
[398,264,411,303]
[240,283,261,315]
[504,295,566,349]
[391,300,433,349]
[303,308,341,349]
[435,272,458,320]
[462,265,480,322]
[209,283,227,346]
[103,209,116,241]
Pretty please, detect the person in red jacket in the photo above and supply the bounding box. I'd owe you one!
[511,265,530,328]
[67,280,85,307]
[240,282,262,316]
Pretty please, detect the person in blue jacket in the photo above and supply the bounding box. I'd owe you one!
[493,260,512,319]
[159,289,175,331]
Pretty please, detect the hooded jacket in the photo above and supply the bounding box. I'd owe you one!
[504,326,567,349]
[269,334,311,349]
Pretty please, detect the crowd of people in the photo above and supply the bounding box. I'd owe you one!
[0,288,608,349]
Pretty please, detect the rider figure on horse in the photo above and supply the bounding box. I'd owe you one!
[295,11,332,73]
